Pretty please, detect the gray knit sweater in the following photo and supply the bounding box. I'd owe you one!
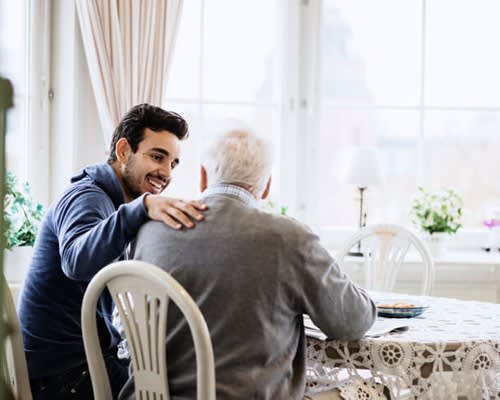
[118,184,375,400]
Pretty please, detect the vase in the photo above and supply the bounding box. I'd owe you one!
[426,232,449,258]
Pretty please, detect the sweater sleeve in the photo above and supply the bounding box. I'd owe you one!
[54,185,149,281]
[290,228,376,340]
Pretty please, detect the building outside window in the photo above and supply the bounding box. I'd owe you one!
[163,0,286,204]
[315,0,500,231]
[3,0,499,236]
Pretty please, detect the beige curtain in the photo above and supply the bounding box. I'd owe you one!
[76,0,183,149]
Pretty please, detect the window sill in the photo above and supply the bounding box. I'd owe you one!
[318,226,491,253]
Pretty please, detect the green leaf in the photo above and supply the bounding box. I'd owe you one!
[3,171,45,249]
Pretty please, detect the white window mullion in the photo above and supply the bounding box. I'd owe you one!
[279,0,302,217]
[26,0,51,206]
[198,0,205,122]
[417,0,427,187]
[295,0,322,229]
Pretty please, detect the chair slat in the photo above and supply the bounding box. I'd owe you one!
[337,224,435,295]
[82,261,215,400]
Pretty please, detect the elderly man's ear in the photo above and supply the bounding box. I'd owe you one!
[261,177,271,200]
[200,166,208,192]
[200,165,271,200]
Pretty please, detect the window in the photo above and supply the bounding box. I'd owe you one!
[163,0,286,203]
[0,0,29,179]
[6,0,496,236]
[0,0,50,204]
[315,0,500,230]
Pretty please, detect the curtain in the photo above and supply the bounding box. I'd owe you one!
[76,0,183,149]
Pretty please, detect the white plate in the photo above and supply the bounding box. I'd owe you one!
[376,300,429,318]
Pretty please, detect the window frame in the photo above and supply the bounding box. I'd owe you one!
[303,0,500,247]
[1,0,51,206]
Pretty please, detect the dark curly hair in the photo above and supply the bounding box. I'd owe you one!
[107,103,189,164]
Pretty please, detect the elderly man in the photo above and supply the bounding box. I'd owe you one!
[119,129,376,400]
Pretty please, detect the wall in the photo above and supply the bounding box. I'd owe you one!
[342,259,500,303]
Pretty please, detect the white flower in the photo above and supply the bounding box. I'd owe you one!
[411,187,463,234]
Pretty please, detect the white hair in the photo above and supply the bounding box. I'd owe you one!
[202,128,274,197]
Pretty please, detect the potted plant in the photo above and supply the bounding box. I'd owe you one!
[410,187,463,257]
[3,171,44,282]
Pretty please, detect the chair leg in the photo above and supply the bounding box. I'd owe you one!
[383,385,392,400]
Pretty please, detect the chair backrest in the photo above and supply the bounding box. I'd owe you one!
[337,224,435,295]
[82,260,216,400]
[1,273,32,400]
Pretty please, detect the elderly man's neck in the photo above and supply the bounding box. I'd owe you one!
[206,182,259,199]
[215,182,259,196]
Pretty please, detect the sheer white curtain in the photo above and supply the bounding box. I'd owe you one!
[76,0,183,149]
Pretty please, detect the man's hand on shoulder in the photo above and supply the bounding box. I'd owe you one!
[144,195,208,230]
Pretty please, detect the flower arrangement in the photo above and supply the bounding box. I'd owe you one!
[411,187,463,235]
[4,171,44,249]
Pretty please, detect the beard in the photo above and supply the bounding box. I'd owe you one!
[122,156,144,200]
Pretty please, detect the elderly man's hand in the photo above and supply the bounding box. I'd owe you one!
[144,195,208,229]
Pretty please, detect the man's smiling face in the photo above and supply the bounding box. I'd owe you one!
[121,127,181,200]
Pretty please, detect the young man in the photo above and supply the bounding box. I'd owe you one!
[18,104,207,399]
[120,129,376,400]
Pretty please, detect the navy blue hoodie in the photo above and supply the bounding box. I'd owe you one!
[18,163,149,379]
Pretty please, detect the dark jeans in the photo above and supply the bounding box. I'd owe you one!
[30,355,129,400]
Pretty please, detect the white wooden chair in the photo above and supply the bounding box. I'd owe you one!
[1,273,32,400]
[81,260,216,400]
[337,224,434,295]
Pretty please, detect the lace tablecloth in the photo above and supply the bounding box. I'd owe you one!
[306,294,500,399]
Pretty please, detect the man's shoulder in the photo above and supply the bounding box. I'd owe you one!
[51,177,115,217]
[137,219,166,234]
[252,208,313,235]
[63,178,110,201]
[136,199,317,243]
[205,196,305,229]
[226,202,318,246]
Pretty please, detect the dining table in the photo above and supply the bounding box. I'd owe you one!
[305,292,500,400]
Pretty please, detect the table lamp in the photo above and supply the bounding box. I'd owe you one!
[343,146,384,256]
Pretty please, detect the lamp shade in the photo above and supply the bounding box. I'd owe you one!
[343,147,384,187]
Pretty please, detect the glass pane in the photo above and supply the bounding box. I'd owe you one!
[0,0,28,179]
[203,0,283,103]
[161,103,203,198]
[425,0,500,107]
[317,108,419,226]
[321,0,421,106]
[201,105,282,201]
[164,0,201,100]
[423,111,500,227]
